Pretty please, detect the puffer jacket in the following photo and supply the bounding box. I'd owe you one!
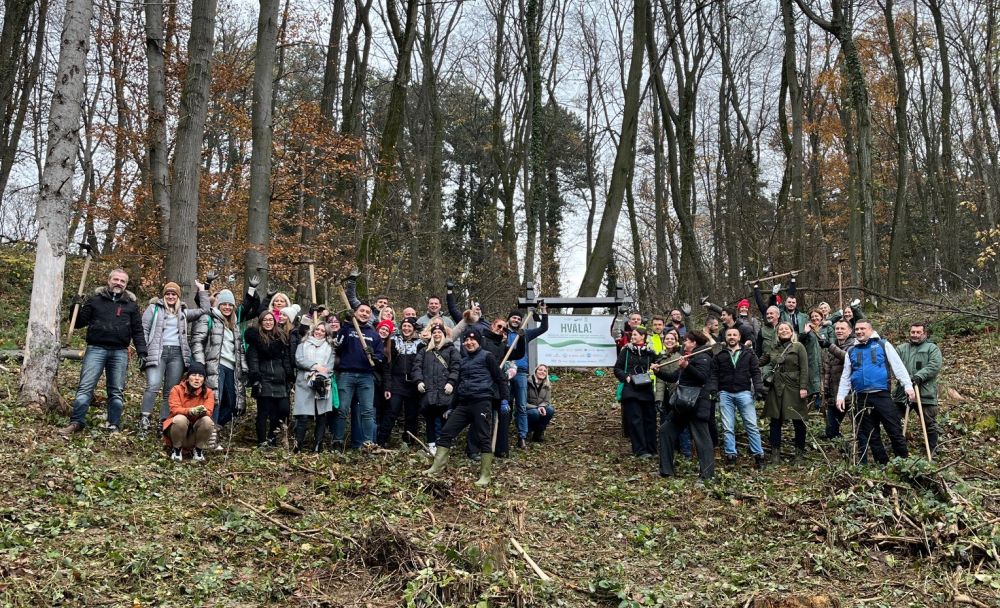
[412,340,461,410]
[76,286,147,354]
[190,309,248,412]
[822,335,855,398]
[141,289,210,365]
[457,345,510,402]
[527,370,551,406]
[245,327,293,398]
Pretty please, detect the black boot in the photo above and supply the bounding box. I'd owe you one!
[754,454,766,470]
[531,429,545,443]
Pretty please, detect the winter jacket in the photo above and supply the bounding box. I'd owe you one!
[481,328,525,362]
[613,343,656,403]
[457,346,510,402]
[141,289,210,365]
[417,311,455,329]
[835,331,913,401]
[891,339,942,405]
[822,335,855,399]
[293,336,336,416]
[759,338,809,421]
[671,349,714,421]
[711,346,763,395]
[383,334,425,397]
[76,286,147,355]
[245,327,294,398]
[334,321,383,373]
[509,314,549,372]
[799,330,823,395]
[191,309,249,391]
[716,319,755,346]
[412,340,461,410]
[527,371,551,406]
[162,382,215,436]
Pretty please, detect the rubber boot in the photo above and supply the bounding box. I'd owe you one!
[474,453,494,487]
[423,446,451,475]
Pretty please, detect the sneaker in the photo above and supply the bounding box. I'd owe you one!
[171,449,183,462]
[427,442,437,456]
[59,422,84,437]
[105,424,120,434]
[192,448,205,462]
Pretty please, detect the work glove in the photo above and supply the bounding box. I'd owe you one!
[444,383,453,395]
[248,273,261,288]
[500,400,510,415]
[204,271,218,289]
[189,405,207,417]
[417,382,426,393]
[818,337,830,349]
[445,278,456,292]
[850,298,861,307]
[771,284,781,295]
[70,294,85,307]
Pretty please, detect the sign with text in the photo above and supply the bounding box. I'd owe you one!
[533,315,617,367]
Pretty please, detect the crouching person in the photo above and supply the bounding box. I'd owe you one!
[424,329,510,486]
[164,362,215,462]
[526,364,555,442]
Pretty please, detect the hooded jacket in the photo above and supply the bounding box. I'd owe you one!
[76,286,147,355]
[141,289,210,364]
[334,320,384,373]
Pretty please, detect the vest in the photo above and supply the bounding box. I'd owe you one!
[849,338,891,393]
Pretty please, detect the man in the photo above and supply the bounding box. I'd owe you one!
[616,311,644,350]
[718,307,754,346]
[892,322,943,454]
[820,319,855,441]
[667,309,687,338]
[506,305,550,449]
[836,320,914,464]
[417,296,454,329]
[712,327,766,469]
[61,269,148,435]
[331,302,384,449]
[648,316,668,354]
[704,315,722,353]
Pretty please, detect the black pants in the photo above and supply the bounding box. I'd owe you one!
[659,407,715,479]
[438,398,492,452]
[708,400,719,447]
[256,396,289,445]
[376,392,421,447]
[857,391,908,464]
[622,397,656,456]
[467,399,509,457]
[895,400,940,454]
[824,391,847,439]
[294,414,327,452]
[769,417,806,451]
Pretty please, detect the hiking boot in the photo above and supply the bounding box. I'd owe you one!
[474,454,494,487]
[516,437,528,450]
[531,429,545,443]
[192,448,205,462]
[770,449,781,465]
[171,448,183,462]
[753,454,766,470]
[423,446,451,475]
[60,422,84,437]
[724,454,738,467]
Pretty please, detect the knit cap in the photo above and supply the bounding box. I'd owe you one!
[737,299,750,311]
[163,282,181,296]
[376,319,395,334]
[187,361,208,377]
[462,328,482,344]
[280,304,301,322]
[216,289,236,307]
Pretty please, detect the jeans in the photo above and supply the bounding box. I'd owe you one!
[719,390,763,456]
[511,371,529,439]
[141,345,185,420]
[526,405,555,432]
[333,372,376,448]
[212,364,236,426]
[71,346,129,427]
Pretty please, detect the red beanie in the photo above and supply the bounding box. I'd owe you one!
[376,320,395,334]
[737,299,750,311]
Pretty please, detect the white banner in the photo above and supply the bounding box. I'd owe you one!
[533,315,617,367]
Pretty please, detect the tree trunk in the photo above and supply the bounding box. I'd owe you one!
[780,0,805,271]
[166,0,218,300]
[928,0,959,289]
[883,0,909,296]
[20,0,93,409]
[144,0,170,249]
[245,0,280,294]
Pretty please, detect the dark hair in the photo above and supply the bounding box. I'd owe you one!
[910,321,929,332]
[834,319,851,327]
[256,311,288,346]
[184,375,209,400]
[631,326,648,338]
[724,326,741,337]
[707,314,719,324]
[685,329,709,345]
[651,315,666,323]
[356,301,372,310]
[375,295,389,302]
[427,296,441,304]
[722,306,736,318]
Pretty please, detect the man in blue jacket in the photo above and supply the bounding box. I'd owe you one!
[331,302,384,449]
[506,304,549,449]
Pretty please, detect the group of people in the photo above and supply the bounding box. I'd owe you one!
[612,274,943,484]
[59,269,557,486]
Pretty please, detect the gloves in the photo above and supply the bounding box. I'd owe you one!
[444,383,453,395]
[771,284,781,295]
[266,289,278,303]
[248,273,261,288]
[204,271,218,288]
[500,400,510,415]
[417,382,426,393]
[348,268,360,280]
[442,408,452,420]
[818,337,830,348]
[70,294,85,307]
[850,298,861,307]
[755,388,768,401]
[445,278,455,291]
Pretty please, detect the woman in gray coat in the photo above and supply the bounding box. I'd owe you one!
[140,281,209,431]
[293,322,336,452]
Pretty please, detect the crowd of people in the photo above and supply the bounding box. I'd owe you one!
[612,274,943,485]
[58,269,556,486]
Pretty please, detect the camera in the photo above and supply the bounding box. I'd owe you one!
[309,373,330,398]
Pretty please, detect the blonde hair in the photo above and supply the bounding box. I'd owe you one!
[423,322,452,349]
[776,321,798,342]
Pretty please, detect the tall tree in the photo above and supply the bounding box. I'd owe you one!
[882,0,910,296]
[144,0,170,248]
[20,0,94,408]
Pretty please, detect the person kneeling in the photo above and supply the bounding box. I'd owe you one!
[526,364,555,442]
[164,362,215,462]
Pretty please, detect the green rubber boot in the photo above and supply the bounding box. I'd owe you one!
[423,446,450,476]
[474,454,494,487]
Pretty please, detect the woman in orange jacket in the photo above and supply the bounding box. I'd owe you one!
[163,361,215,462]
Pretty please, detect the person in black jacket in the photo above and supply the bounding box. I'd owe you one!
[412,323,461,453]
[467,317,526,459]
[424,328,510,487]
[61,268,148,435]
[245,311,294,447]
[712,327,766,469]
[377,317,425,447]
[332,303,384,449]
[613,327,657,458]
[656,330,715,483]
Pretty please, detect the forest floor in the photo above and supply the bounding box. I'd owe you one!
[1,252,999,607]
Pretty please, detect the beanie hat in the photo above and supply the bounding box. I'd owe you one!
[163,282,181,296]
[377,319,395,334]
[507,309,526,321]
[216,289,236,307]
[401,316,418,329]
[280,304,301,322]
[462,328,482,344]
[737,299,750,311]
[430,323,446,334]
[187,361,208,377]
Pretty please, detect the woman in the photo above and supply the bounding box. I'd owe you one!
[191,288,254,448]
[412,323,460,453]
[654,330,681,428]
[423,328,510,487]
[378,317,424,447]
[140,281,209,431]
[379,306,396,323]
[246,310,294,448]
[656,330,715,482]
[613,327,657,458]
[526,364,555,442]
[759,321,810,464]
[293,322,335,452]
[802,308,825,407]
[163,362,215,462]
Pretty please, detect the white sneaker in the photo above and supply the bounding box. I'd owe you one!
[170,449,183,462]
[428,442,437,456]
[192,448,205,462]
